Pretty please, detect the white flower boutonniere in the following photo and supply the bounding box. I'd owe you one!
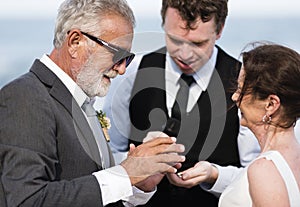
[96,110,111,142]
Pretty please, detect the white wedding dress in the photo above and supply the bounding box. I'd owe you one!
[218,151,300,207]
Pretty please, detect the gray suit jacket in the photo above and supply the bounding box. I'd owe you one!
[0,60,117,207]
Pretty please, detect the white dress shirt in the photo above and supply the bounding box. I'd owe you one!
[165,47,217,115]
[40,54,154,206]
[104,47,218,161]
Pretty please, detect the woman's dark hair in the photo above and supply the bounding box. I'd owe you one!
[239,43,300,128]
[161,0,228,34]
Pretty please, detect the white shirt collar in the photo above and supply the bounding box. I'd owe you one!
[165,46,218,91]
[165,46,218,114]
[40,54,88,107]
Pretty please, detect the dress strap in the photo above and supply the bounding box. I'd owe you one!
[261,151,300,207]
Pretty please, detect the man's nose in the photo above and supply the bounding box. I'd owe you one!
[113,59,126,75]
[178,43,193,60]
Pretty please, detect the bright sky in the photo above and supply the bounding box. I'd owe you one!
[1,0,300,19]
[1,0,300,91]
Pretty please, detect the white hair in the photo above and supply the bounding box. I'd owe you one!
[53,0,135,48]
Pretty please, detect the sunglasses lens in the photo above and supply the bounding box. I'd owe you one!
[115,59,125,66]
[114,54,135,67]
[125,55,135,66]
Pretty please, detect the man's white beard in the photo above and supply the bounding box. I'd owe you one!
[76,58,110,98]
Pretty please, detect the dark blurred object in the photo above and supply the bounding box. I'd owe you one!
[163,117,180,137]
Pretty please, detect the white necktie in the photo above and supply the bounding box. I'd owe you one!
[82,100,110,169]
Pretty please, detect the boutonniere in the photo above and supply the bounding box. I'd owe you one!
[96,110,111,142]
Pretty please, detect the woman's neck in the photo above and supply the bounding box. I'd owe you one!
[258,126,297,153]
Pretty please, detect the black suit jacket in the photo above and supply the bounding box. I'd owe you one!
[128,46,242,207]
[0,60,119,207]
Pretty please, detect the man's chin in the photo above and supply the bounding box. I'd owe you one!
[96,93,107,98]
[95,87,109,97]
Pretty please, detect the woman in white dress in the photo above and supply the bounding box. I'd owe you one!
[218,43,300,206]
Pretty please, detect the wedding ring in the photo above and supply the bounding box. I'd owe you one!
[177,172,183,178]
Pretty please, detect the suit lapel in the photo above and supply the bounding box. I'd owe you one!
[30,60,102,169]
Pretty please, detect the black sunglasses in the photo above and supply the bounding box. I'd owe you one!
[81,31,135,67]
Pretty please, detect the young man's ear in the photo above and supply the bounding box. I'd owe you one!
[216,24,224,40]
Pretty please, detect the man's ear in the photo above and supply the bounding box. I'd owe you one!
[265,94,281,115]
[67,29,82,58]
[216,24,224,40]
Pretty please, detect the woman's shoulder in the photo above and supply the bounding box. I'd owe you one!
[247,151,288,186]
[247,151,289,206]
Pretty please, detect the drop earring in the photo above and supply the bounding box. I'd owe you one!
[262,114,272,124]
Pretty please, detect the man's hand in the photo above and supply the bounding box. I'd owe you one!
[120,136,185,191]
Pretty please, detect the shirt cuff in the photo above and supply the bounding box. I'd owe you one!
[93,165,133,206]
[200,164,242,197]
[93,165,156,206]
[122,186,156,207]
